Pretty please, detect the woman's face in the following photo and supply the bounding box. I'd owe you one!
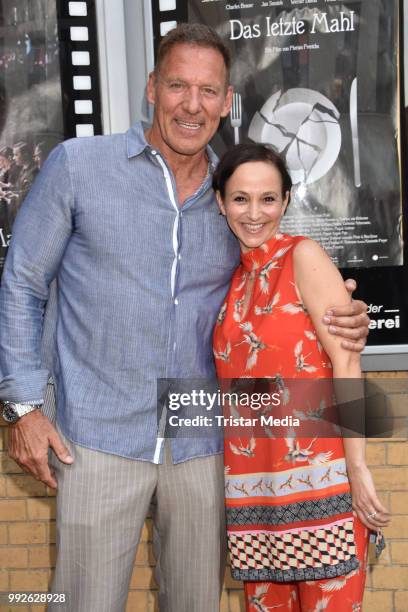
[217,161,289,253]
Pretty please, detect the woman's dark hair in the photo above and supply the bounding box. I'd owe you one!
[212,144,292,205]
[0,145,13,160]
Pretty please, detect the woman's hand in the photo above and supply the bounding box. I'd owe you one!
[347,462,391,530]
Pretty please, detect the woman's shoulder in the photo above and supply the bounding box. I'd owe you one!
[278,234,326,258]
[291,236,341,286]
[290,235,328,258]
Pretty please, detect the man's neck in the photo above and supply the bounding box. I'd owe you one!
[145,130,209,205]
[146,129,207,169]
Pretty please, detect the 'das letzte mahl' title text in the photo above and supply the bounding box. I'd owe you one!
[229,11,355,39]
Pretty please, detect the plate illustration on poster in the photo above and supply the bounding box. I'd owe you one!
[248,87,342,185]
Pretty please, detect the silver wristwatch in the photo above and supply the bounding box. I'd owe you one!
[2,401,41,424]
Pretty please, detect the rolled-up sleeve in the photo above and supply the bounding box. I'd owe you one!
[0,143,74,403]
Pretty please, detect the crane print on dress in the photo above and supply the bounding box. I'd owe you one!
[255,291,281,315]
[235,269,251,292]
[224,466,231,495]
[335,468,348,478]
[284,428,333,465]
[213,341,231,362]
[280,300,308,315]
[238,322,267,370]
[252,478,264,493]
[233,482,250,496]
[273,373,290,405]
[293,399,326,422]
[278,474,296,491]
[304,329,323,353]
[297,473,314,488]
[248,584,285,611]
[317,568,359,593]
[229,437,256,457]
[258,246,293,294]
[264,481,276,495]
[319,467,332,484]
[307,596,332,612]
[216,302,227,325]
[280,281,309,315]
[233,297,245,322]
[294,340,318,373]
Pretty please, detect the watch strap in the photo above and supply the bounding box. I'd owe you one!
[3,401,42,420]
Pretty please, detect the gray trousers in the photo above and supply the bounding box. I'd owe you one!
[48,431,226,612]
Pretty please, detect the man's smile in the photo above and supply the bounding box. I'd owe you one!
[175,118,204,130]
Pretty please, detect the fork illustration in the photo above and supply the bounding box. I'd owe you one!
[230,92,242,144]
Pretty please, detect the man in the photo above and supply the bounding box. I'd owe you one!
[33,141,46,170]
[0,146,14,184]
[12,141,38,187]
[8,141,38,224]
[0,144,21,233]
[0,24,369,612]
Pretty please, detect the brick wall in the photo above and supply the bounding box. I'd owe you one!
[0,374,407,612]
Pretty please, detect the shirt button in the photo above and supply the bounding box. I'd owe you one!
[151,149,157,155]
[178,254,181,260]
[173,342,177,351]
[174,298,179,305]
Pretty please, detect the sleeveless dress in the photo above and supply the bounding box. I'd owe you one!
[213,233,365,588]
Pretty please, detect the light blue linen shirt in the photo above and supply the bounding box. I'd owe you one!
[0,123,240,463]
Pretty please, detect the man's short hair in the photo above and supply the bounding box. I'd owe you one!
[155,23,231,82]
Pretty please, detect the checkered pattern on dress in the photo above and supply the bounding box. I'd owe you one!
[228,520,356,571]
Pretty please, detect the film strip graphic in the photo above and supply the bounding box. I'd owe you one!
[56,1,102,138]
[150,0,188,59]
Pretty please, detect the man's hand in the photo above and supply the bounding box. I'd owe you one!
[323,279,370,352]
[8,409,74,489]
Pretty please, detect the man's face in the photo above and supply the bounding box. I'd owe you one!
[33,147,42,167]
[147,43,232,158]
[13,148,22,166]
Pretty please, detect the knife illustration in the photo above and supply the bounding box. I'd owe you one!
[350,77,361,188]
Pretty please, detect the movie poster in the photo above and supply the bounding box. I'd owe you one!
[0,0,64,274]
[187,0,402,270]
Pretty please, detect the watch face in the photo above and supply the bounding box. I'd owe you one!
[2,405,19,423]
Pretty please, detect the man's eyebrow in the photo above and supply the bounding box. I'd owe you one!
[159,75,222,88]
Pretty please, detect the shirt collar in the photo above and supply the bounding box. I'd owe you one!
[126,122,150,158]
[126,121,219,173]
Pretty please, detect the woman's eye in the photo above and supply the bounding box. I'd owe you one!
[233,196,246,203]
[264,196,276,203]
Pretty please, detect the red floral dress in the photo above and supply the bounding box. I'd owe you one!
[213,233,368,611]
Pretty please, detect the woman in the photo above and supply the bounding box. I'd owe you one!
[212,144,390,611]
